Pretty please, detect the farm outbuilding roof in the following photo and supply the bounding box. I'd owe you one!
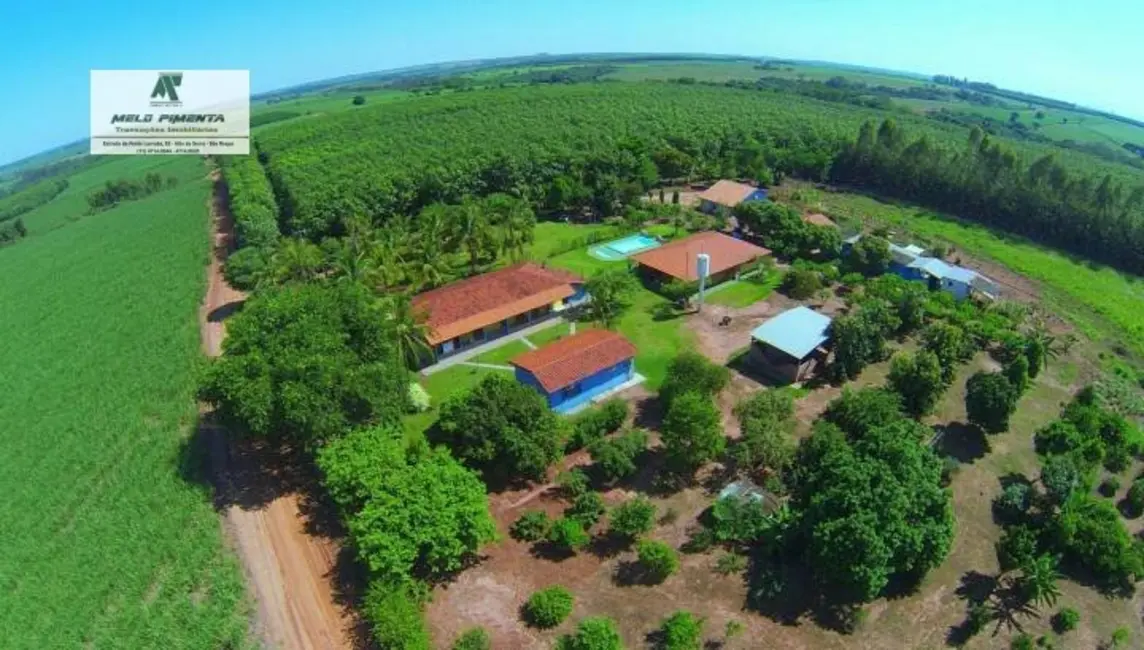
[697,180,760,208]
[750,306,833,361]
[510,329,637,393]
[802,213,837,228]
[412,263,582,345]
[631,231,770,282]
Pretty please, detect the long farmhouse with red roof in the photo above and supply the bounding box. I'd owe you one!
[412,262,585,359]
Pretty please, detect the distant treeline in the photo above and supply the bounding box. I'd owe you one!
[0,218,27,248]
[497,65,617,85]
[87,173,177,213]
[0,178,68,223]
[832,119,1144,274]
[933,74,1144,131]
[382,64,619,92]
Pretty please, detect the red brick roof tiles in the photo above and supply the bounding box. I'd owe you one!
[510,329,637,393]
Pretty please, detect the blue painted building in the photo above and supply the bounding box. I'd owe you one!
[843,236,999,300]
[511,329,638,413]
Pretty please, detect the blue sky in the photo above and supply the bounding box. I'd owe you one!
[1,0,1141,166]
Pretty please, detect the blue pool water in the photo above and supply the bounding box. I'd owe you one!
[608,234,659,255]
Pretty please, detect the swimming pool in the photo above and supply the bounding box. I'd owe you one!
[589,233,662,260]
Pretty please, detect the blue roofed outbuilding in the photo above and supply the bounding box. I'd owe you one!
[748,306,833,384]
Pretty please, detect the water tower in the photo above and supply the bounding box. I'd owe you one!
[696,253,710,312]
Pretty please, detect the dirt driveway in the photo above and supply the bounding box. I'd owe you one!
[198,169,356,650]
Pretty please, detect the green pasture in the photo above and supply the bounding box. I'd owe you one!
[705,271,781,308]
[0,160,249,649]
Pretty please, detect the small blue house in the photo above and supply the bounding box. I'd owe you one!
[511,329,638,413]
[844,236,999,300]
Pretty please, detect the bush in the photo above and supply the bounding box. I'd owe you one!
[523,586,574,628]
[352,95,366,105]
[511,511,552,542]
[966,601,991,636]
[589,429,649,483]
[1111,627,1131,648]
[637,539,680,583]
[566,491,606,527]
[1126,478,1144,515]
[709,495,774,544]
[715,552,748,576]
[658,611,704,650]
[222,245,270,291]
[556,468,590,498]
[548,517,590,552]
[556,616,623,650]
[1099,477,1121,498]
[569,399,629,450]
[452,627,490,650]
[609,496,656,541]
[997,525,1039,572]
[363,581,430,650]
[1011,632,1034,650]
[993,482,1032,523]
[1051,607,1079,633]
[782,267,823,299]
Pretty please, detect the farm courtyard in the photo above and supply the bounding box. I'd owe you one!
[408,217,1144,650]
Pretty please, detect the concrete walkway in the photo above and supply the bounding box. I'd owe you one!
[420,318,564,376]
[460,361,514,371]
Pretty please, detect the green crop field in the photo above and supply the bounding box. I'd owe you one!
[0,156,249,650]
[16,156,206,236]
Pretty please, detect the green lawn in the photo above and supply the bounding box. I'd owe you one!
[705,273,781,308]
[546,248,691,389]
[0,157,250,649]
[780,183,1144,357]
[525,321,587,347]
[469,339,530,365]
[526,221,625,261]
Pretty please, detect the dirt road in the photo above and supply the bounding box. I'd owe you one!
[198,169,355,650]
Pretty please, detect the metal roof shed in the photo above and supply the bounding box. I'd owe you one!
[750,307,833,361]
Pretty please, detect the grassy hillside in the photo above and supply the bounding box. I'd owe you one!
[0,157,249,649]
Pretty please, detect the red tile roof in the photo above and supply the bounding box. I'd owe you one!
[511,329,637,393]
[803,213,837,228]
[412,263,583,345]
[631,231,770,282]
[697,180,758,208]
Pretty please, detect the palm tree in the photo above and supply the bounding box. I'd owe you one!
[1018,554,1061,609]
[446,199,494,275]
[484,193,536,261]
[385,295,432,369]
[271,238,325,284]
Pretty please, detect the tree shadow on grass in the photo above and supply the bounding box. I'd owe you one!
[528,541,577,562]
[934,421,990,464]
[586,534,631,560]
[613,560,664,587]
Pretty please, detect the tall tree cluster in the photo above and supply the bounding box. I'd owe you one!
[833,119,1144,275]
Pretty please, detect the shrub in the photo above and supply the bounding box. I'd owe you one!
[993,482,1032,523]
[1010,633,1034,650]
[548,517,590,552]
[566,491,606,527]
[511,511,552,542]
[1111,627,1131,648]
[556,616,623,650]
[556,468,590,498]
[352,95,366,105]
[658,611,703,650]
[782,267,823,299]
[222,245,270,291]
[452,627,490,650]
[609,497,656,541]
[1099,477,1121,498]
[363,581,430,650]
[589,429,649,483]
[637,539,680,583]
[715,552,748,576]
[1126,478,1144,515]
[523,586,574,628]
[709,495,774,544]
[570,399,629,450]
[966,601,991,636]
[997,525,1039,572]
[408,382,431,413]
[1051,607,1079,633]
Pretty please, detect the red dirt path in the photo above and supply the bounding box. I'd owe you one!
[198,169,355,650]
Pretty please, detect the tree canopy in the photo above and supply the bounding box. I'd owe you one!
[317,427,497,585]
[436,374,565,483]
[199,282,409,447]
